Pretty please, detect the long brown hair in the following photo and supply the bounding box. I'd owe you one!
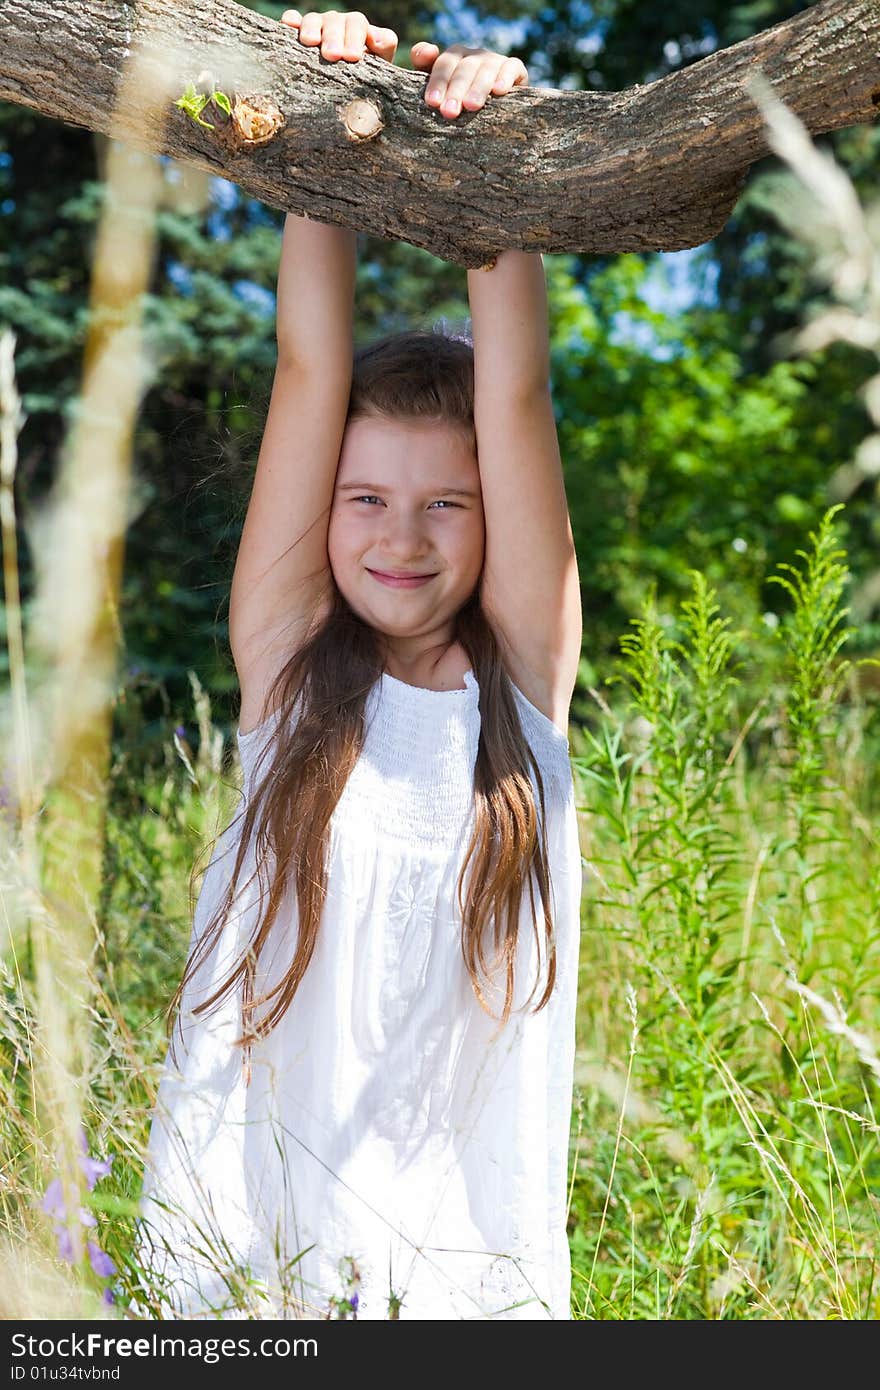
[168,329,557,1084]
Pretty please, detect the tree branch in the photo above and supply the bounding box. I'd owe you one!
[0,0,878,267]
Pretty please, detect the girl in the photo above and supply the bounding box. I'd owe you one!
[134,9,583,1321]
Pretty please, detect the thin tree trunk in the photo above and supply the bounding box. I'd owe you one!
[0,0,878,266]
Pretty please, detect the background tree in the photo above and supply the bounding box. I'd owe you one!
[508,0,880,646]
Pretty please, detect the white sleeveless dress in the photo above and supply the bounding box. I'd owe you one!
[134,667,582,1320]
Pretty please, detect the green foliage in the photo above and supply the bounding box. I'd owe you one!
[544,251,877,705]
[769,506,856,843]
[568,506,880,1318]
[172,83,233,131]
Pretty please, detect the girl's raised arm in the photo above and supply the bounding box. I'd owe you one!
[229,212,355,734]
[466,250,582,733]
[229,11,399,734]
[412,38,582,732]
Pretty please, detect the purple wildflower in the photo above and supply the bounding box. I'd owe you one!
[102,1286,116,1306]
[47,1207,94,1265]
[41,1131,112,1273]
[75,1126,113,1190]
[88,1241,116,1279]
[80,1154,112,1190]
[350,1291,359,1312]
[174,724,186,739]
[41,1178,65,1220]
[55,1224,76,1263]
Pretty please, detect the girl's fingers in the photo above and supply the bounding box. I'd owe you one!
[281,9,395,63]
[460,56,510,110]
[291,8,347,59]
[491,56,529,93]
[422,46,530,117]
[422,48,474,113]
[316,10,347,59]
[367,24,399,61]
[435,53,485,116]
[341,11,370,60]
[410,40,440,69]
[296,10,324,46]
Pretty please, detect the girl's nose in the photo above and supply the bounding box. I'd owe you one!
[381,516,429,555]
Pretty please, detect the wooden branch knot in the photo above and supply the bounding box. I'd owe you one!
[339,98,384,142]
[231,95,285,146]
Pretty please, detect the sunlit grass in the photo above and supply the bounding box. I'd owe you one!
[568,511,880,1319]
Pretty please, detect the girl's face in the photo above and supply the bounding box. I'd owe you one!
[328,414,485,651]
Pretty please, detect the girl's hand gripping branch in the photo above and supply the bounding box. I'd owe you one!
[280,10,399,63]
[410,40,528,118]
[281,10,527,119]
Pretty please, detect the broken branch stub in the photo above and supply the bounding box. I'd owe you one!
[338,98,384,142]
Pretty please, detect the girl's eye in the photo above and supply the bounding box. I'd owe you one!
[352,496,460,509]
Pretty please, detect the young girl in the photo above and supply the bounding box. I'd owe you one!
[134,9,583,1321]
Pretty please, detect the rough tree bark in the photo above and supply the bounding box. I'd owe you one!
[0,0,878,267]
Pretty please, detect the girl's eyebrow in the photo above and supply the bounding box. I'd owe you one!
[337,481,479,497]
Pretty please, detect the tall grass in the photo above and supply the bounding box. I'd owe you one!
[2,53,880,1317]
[569,509,880,1318]
[566,73,880,1317]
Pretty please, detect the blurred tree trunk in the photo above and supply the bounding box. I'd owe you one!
[0,0,877,266]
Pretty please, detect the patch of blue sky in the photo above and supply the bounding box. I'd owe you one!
[610,247,721,359]
[244,199,278,228]
[204,187,277,243]
[610,311,676,360]
[232,280,276,316]
[207,209,231,242]
[641,246,720,315]
[166,260,274,314]
[643,25,720,83]
[167,260,194,295]
[574,30,605,59]
[432,0,510,49]
[662,31,719,67]
[210,177,239,211]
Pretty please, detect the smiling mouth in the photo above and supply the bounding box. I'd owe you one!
[367,569,438,588]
